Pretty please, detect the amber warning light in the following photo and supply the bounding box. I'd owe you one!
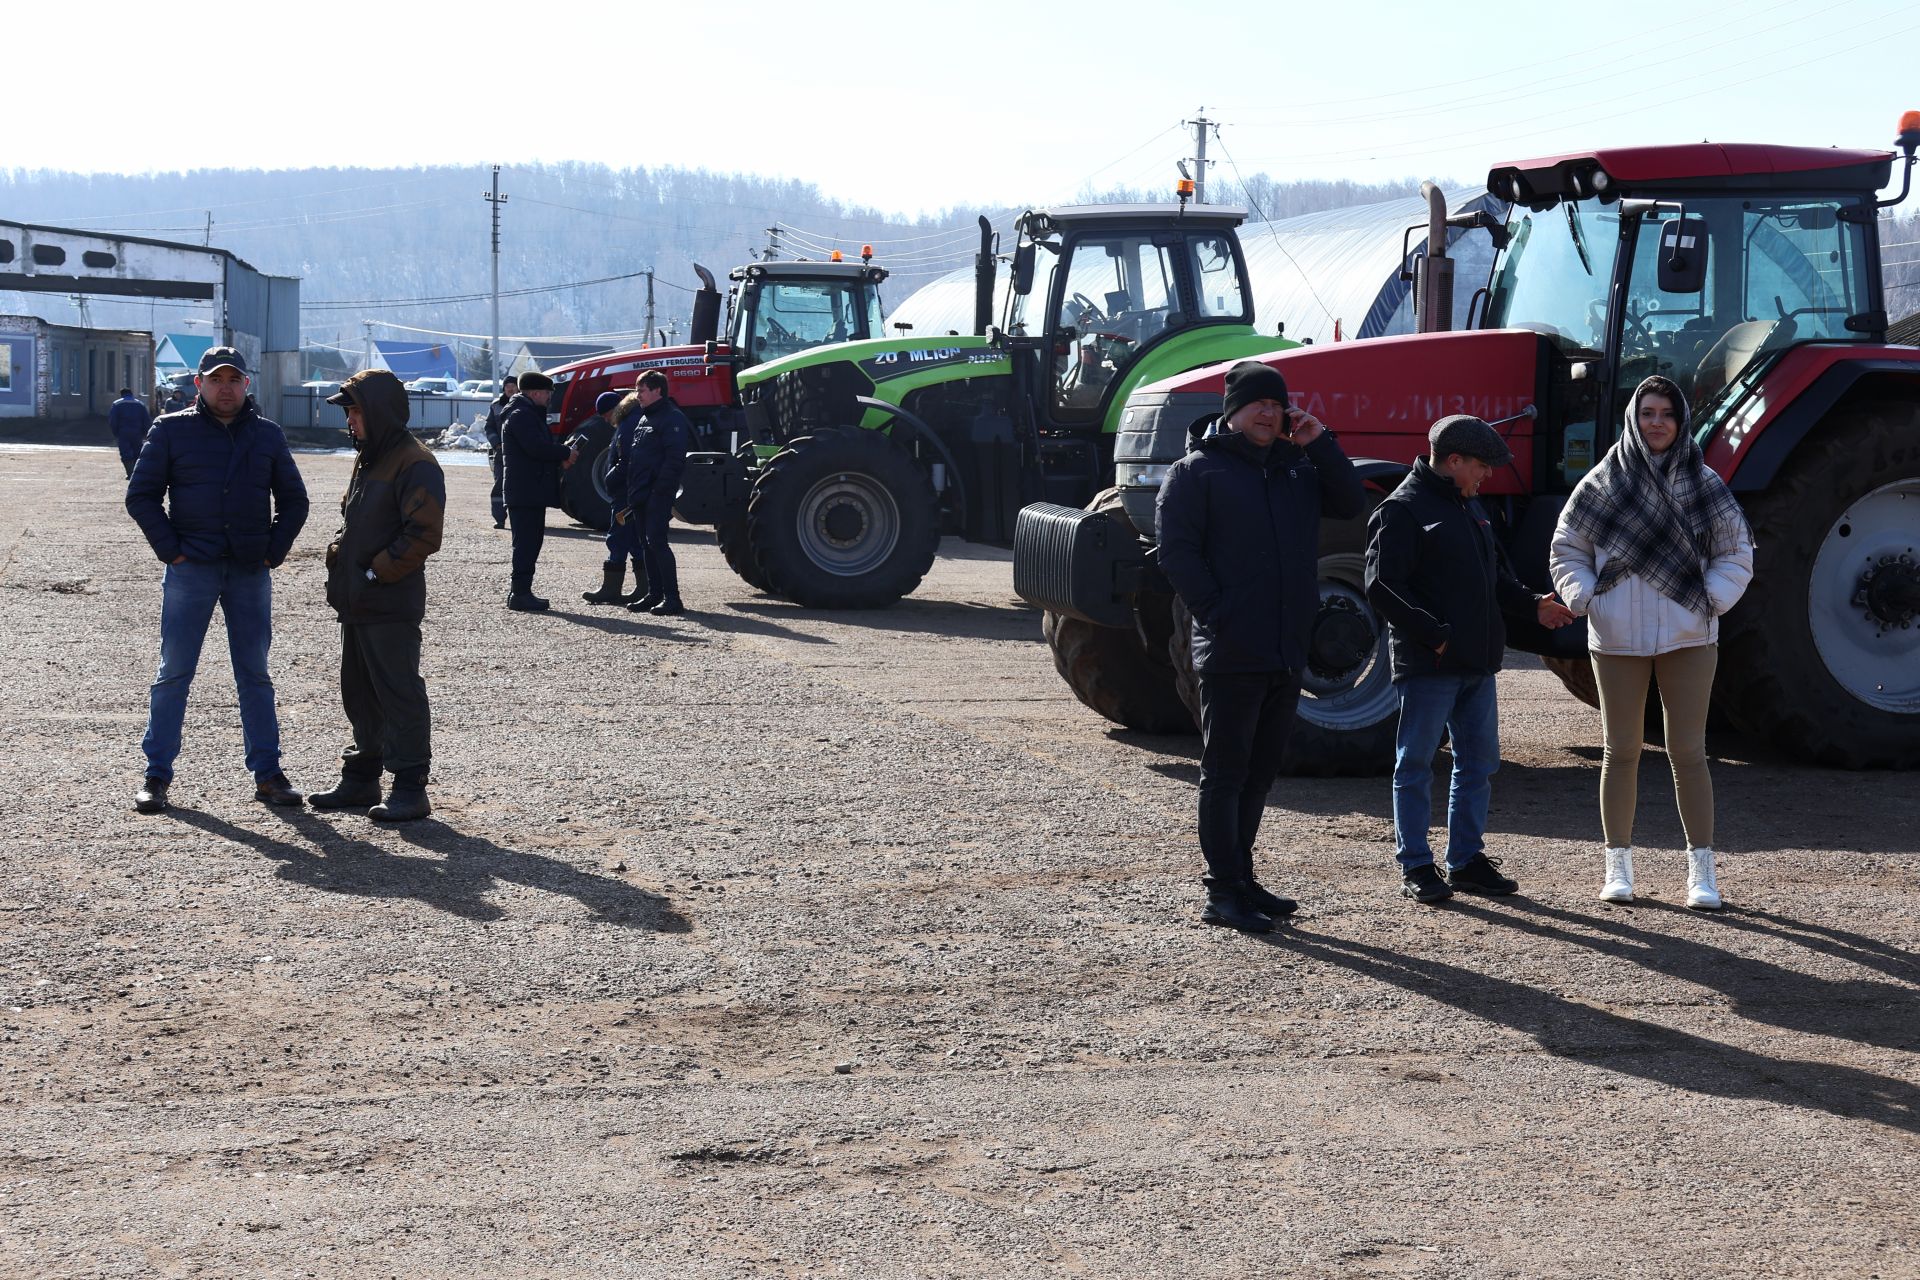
[861,244,874,263]
[1176,178,1196,202]
[830,249,843,262]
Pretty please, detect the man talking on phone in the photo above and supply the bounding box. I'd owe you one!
[1156,360,1365,932]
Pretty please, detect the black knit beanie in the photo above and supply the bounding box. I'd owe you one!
[1222,361,1289,425]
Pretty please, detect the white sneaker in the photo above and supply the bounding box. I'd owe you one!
[1600,847,1634,903]
[1686,847,1722,911]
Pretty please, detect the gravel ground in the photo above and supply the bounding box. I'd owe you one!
[2,444,1916,1279]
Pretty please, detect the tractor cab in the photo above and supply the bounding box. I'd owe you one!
[1002,204,1254,435]
[726,260,889,367]
[1480,144,1894,481]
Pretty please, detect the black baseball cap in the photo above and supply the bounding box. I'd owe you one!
[198,346,248,377]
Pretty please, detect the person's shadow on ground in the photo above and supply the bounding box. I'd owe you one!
[1266,923,1920,1135]
[165,807,688,933]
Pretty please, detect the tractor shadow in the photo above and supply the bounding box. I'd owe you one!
[720,596,1039,642]
[166,807,689,932]
[1266,922,1920,1135]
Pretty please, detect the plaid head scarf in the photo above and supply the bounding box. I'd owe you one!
[1560,376,1751,616]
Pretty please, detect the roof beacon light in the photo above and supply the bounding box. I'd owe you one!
[861,244,873,264]
[830,249,844,262]
[1176,178,1196,205]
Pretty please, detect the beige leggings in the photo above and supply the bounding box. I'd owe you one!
[1591,645,1718,850]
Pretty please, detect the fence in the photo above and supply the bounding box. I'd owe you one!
[279,390,493,435]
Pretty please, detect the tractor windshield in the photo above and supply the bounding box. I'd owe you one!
[1484,199,1622,358]
[733,278,884,365]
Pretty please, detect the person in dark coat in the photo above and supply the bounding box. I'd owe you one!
[162,385,188,414]
[1155,361,1365,932]
[619,369,693,615]
[580,389,646,605]
[124,346,310,814]
[1363,415,1576,905]
[308,370,446,822]
[108,387,152,477]
[483,375,518,529]
[497,370,578,612]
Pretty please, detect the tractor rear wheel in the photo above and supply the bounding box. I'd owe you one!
[746,428,939,609]
[1041,488,1194,734]
[716,517,772,593]
[1717,404,1920,767]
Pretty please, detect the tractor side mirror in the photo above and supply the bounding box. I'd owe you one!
[1658,215,1708,294]
[1011,243,1036,295]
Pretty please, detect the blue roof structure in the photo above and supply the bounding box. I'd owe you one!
[154,333,215,373]
[372,340,460,381]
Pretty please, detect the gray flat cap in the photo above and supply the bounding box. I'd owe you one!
[1429,414,1513,466]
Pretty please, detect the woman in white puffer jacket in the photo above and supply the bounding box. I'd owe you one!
[1549,375,1754,909]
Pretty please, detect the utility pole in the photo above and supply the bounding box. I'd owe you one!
[203,212,213,246]
[644,269,656,345]
[483,165,509,384]
[1182,110,1215,204]
[763,227,781,261]
[363,319,374,374]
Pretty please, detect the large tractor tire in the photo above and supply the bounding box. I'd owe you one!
[1717,404,1920,768]
[1165,504,1399,776]
[559,418,616,531]
[745,428,940,609]
[716,517,772,594]
[1041,488,1194,734]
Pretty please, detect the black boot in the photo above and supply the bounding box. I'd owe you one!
[619,560,649,606]
[581,564,626,605]
[307,771,384,811]
[134,776,170,814]
[649,597,685,616]
[508,590,550,612]
[370,768,431,823]
[1201,887,1273,933]
[627,592,663,613]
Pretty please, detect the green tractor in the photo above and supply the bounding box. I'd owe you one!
[672,201,1298,610]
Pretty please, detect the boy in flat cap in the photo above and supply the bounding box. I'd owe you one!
[1364,415,1575,904]
[1156,360,1365,933]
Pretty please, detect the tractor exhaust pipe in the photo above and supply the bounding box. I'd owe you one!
[973,216,995,337]
[689,263,722,345]
[1415,181,1454,334]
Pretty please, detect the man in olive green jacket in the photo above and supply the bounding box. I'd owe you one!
[311,369,446,822]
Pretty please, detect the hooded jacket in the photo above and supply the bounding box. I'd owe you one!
[1364,457,1539,680]
[324,371,446,624]
[125,395,309,566]
[1155,414,1365,674]
[498,392,571,507]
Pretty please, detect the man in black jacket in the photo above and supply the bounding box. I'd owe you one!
[1364,415,1576,904]
[309,370,445,822]
[619,369,693,615]
[1156,361,1365,932]
[496,370,577,612]
[108,387,152,476]
[483,375,517,529]
[124,346,309,813]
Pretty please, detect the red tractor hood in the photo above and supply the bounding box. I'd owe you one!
[1145,330,1544,495]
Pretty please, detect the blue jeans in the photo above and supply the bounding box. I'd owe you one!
[1391,673,1500,872]
[141,560,282,782]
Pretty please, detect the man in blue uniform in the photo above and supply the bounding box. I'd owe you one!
[620,369,692,616]
[108,387,152,477]
[124,347,310,813]
[496,371,578,612]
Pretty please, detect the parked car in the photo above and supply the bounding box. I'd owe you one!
[457,378,498,396]
[406,376,462,396]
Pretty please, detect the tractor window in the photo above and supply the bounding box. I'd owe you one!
[742,280,876,364]
[1049,234,1183,420]
[1484,199,1622,356]
[1190,234,1248,319]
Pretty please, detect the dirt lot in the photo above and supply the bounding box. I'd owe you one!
[1,444,1916,1279]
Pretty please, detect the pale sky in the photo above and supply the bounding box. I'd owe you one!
[23,0,1920,216]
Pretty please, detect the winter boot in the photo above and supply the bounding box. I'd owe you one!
[370,769,431,824]
[627,591,664,613]
[1686,848,1723,911]
[619,559,649,605]
[1600,847,1635,903]
[649,596,685,616]
[1201,887,1273,933]
[581,564,626,605]
[308,770,384,811]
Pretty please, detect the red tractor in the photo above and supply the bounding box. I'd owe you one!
[540,258,890,528]
[1016,116,1920,770]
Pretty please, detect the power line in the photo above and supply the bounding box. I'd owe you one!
[304,268,653,310]
[1214,135,1338,331]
